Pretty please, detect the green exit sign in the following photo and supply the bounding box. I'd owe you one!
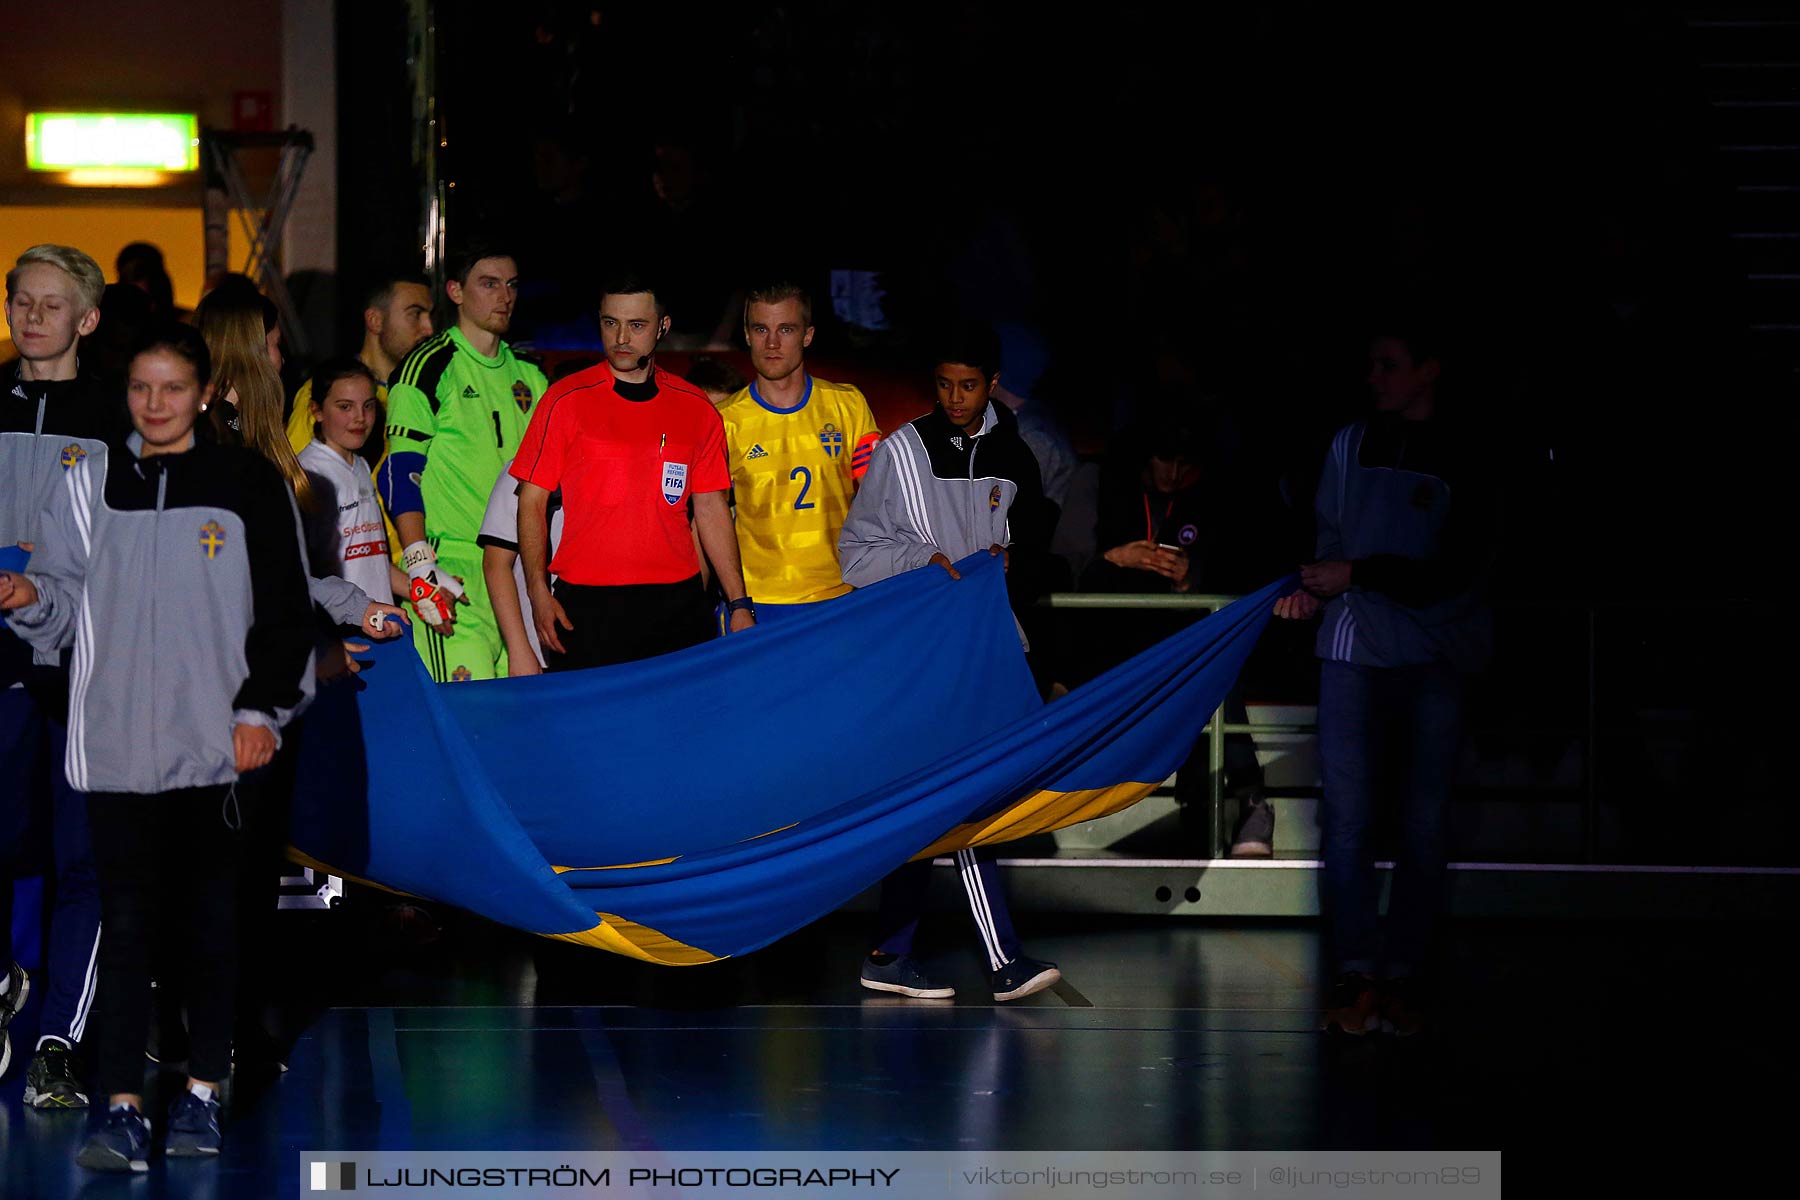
[26,112,199,171]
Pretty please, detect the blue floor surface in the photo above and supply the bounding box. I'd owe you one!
[1,908,1792,1196]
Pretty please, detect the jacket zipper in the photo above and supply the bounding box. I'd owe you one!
[152,464,166,783]
[32,391,47,547]
[967,435,980,541]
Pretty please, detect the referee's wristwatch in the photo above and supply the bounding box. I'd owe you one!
[727,596,757,620]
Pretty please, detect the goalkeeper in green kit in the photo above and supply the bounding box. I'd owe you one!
[378,245,549,681]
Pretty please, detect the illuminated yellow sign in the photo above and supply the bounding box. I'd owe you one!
[25,113,199,172]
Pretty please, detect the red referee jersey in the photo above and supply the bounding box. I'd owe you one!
[510,363,728,586]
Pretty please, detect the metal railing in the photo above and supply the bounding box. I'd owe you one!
[1038,592,1312,858]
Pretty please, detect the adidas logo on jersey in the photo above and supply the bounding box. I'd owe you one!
[745,444,769,460]
[10,384,26,399]
[462,385,479,398]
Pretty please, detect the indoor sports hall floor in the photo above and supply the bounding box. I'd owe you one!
[0,897,1789,1197]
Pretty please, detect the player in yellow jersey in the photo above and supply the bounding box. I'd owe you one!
[718,281,879,616]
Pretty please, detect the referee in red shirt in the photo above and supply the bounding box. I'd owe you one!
[512,274,756,669]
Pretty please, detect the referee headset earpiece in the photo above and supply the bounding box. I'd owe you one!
[634,314,671,372]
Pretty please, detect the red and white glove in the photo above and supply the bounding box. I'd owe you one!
[403,540,466,631]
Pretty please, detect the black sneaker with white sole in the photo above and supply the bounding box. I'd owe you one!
[859,955,956,999]
[24,1039,90,1108]
[990,956,1061,1001]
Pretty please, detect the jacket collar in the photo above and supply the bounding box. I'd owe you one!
[925,401,1001,443]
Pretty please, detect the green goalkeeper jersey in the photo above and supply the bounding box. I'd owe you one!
[384,326,549,547]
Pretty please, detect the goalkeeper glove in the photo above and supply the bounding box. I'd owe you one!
[403,540,466,630]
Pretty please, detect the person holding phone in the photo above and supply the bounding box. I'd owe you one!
[1081,414,1274,856]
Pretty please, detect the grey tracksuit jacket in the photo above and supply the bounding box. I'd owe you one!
[9,433,316,794]
[0,363,118,550]
[2,364,122,691]
[838,401,1050,587]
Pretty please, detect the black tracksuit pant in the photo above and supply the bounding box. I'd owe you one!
[86,786,244,1094]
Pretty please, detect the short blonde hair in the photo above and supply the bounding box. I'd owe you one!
[6,244,105,314]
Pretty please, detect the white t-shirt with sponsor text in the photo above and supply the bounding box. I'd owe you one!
[298,439,392,607]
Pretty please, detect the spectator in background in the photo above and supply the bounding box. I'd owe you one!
[992,323,1076,514]
[647,142,742,348]
[92,283,156,392]
[284,271,435,464]
[1275,321,1497,1038]
[684,355,748,408]
[114,242,183,321]
[1081,412,1272,856]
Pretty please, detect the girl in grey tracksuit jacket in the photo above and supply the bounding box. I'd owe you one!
[9,432,316,791]
[2,336,315,1125]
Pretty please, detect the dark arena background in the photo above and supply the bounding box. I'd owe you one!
[1,2,1795,1196]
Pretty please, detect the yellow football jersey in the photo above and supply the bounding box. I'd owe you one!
[720,375,880,605]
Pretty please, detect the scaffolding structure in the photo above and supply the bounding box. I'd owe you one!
[201,128,315,356]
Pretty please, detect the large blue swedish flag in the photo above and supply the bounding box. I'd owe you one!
[290,554,1288,963]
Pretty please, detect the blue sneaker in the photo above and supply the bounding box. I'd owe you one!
[77,1106,152,1172]
[0,961,28,1078]
[166,1089,223,1157]
[860,955,955,999]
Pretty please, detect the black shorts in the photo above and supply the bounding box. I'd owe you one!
[543,574,715,671]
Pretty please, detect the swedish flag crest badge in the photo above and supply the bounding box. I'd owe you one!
[819,423,844,457]
[199,521,227,560]
[60,443,87,471]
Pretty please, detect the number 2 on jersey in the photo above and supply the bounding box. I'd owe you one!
[790,466,815,510]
